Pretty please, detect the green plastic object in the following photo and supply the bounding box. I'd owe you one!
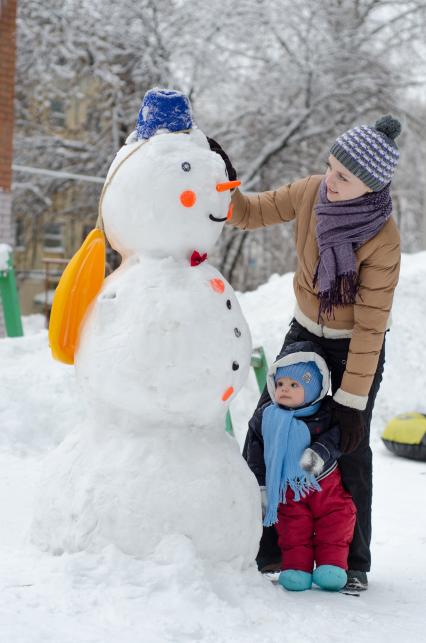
[251,346,268,393]
[226,346,269,436]
[0,251,24,337]
[225,411,234,436]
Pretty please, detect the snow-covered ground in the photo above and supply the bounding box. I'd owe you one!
[1,254,425,643]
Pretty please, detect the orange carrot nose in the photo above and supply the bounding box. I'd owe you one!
[216,180,241,192]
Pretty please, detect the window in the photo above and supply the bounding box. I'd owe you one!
[15,218,25,249]
[50,98,65,127]
[43,222,64,253]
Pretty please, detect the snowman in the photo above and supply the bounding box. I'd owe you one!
[31,89,261,565]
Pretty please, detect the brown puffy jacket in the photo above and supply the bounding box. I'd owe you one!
[230,175,401,410]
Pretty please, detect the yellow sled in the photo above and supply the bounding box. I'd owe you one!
[49,228,106,364]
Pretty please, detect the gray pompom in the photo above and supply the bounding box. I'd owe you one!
[375,115,401,140]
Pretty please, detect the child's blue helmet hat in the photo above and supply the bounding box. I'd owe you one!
[136,88,193,140]
[274,361,322,405]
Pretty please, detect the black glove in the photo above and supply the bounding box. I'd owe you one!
[331,400,365,454]
[207,137,237,182]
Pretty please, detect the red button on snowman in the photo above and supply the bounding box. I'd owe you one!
[32,89,261,566]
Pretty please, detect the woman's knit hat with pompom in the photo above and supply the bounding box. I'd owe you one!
[330,115,401,191]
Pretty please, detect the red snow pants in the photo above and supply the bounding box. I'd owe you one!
[275,467,356,573]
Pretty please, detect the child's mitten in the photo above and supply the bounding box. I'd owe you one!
[300,448,324,476]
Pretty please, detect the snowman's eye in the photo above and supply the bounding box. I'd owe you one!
[181,162,191,172]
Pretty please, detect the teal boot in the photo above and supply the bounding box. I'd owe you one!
[278,570,312,591]
[312,565,347,591]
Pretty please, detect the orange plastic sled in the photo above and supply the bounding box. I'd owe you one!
[49,228,106,364]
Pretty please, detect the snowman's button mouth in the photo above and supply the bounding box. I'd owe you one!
[209,214,227,223]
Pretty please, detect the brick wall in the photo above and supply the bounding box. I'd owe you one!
[0,191,13,244]
[0,0,18,336]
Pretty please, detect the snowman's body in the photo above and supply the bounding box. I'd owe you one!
[76,256,251,427]
[31,126,262,565]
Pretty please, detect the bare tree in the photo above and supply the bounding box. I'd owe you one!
[13,0,426,293]
[14,0,180,262]
[203,0,426,289]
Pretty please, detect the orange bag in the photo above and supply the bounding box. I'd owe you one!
[49,228,106,364]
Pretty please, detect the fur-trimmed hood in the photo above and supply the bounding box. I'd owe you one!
[266,340,330,406]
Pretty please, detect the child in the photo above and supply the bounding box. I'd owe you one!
[245,340,356,591]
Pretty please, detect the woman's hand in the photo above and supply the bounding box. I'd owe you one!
[331,400,365,453]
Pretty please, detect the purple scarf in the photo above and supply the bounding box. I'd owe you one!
[313,179,392,320]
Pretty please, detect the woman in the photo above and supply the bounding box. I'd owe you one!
[226,116,402,592]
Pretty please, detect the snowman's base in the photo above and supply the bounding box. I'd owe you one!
[31,422,261,567]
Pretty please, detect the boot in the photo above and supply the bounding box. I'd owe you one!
[278,570,312,591]
[344,570,368,592]
[312,565,347,591]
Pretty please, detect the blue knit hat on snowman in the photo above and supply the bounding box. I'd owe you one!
[136,88,193,140]
[274,361,322,406]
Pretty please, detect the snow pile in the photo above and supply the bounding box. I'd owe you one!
[374,252,426,422]
[0,243,11,271]
[0,252,425,642]
[22,313,46,336]
[0,330,84,453]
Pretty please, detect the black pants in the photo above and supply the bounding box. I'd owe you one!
[249,318,386,573]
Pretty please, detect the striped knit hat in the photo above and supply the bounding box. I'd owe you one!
[330,115,401,191]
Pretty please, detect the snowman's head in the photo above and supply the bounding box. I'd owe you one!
[100,129,236,260]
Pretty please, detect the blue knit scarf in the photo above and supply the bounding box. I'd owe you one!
[262,402,322,527]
